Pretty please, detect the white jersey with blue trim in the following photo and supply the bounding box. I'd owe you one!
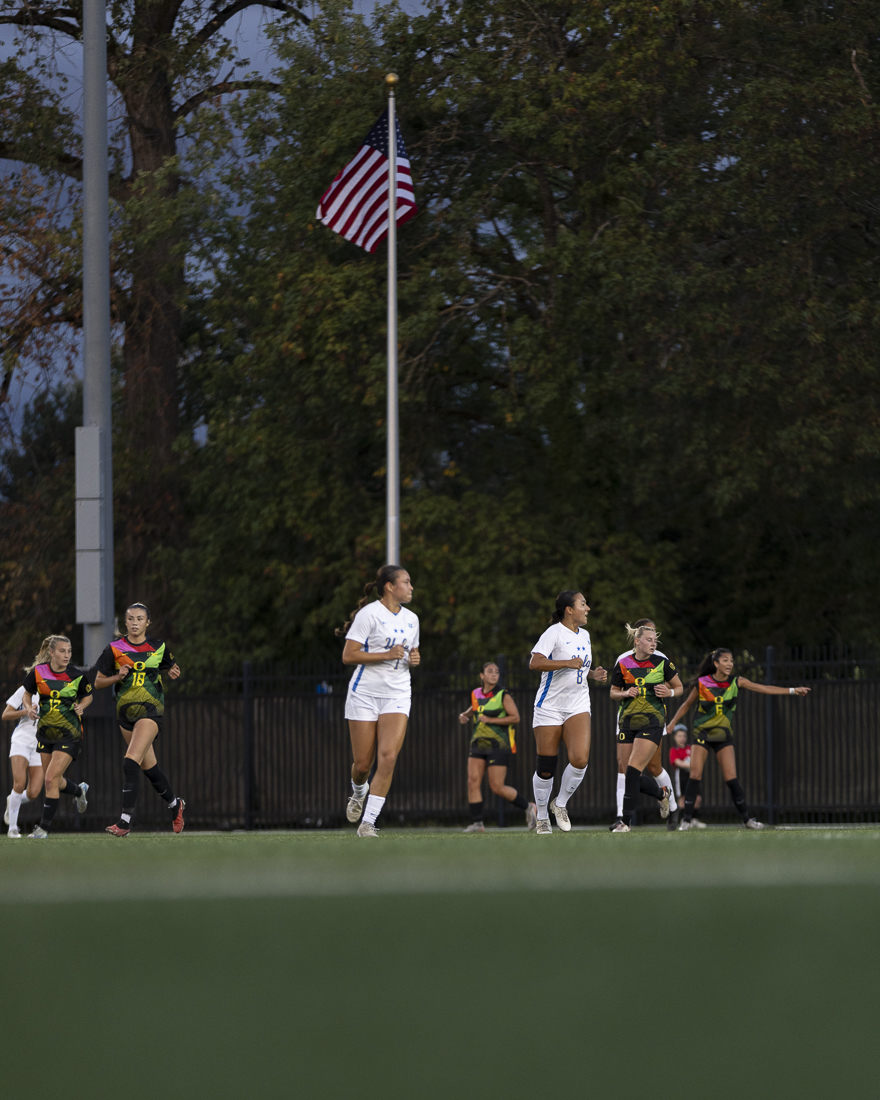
[531,623,593,712]
[6,685,38,743]
[345,600,420,699]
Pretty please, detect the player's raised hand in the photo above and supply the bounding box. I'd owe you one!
[117,665,131,681]
[408,647,421,667]
[167,663,181,680]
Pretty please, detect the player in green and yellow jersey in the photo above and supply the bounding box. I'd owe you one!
[667,648,810,830]
[609,623,683,833]
[21,635,92,838]
[94,602,185,836]
[458,662,536,832]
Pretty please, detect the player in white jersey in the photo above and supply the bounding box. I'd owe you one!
[529,591,607,834]
[337,565,421,837]
[610,618,678,828]
[2,684,44,837]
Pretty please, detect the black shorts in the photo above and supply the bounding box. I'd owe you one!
[468,748,513,768]
[694,733,734,752]
[35,737,82,761]
[617,725,664,746]
[118,707,164,734]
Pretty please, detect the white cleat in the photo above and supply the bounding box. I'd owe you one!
[525,801,538,831]
[610,821,631,833]
[356,821,379,838]
[678,819,693,831]
[535,819,552,835]
[463,821,485,833]
[346,786,368,823]
[75,781,89,815]
[659,786,672,819]
[3,795,10,826]
[28,825,48,839]
[744,818,765,830]
[7,827,20,839]
[549,798,571,832]
[692,817,707,829]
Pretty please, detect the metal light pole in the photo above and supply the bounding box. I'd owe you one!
[385,72,400,566]
[76,0,114,666]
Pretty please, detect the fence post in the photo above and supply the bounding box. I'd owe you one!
[765,645,775,826]
[243,660,254,830]
[496,653,508,828]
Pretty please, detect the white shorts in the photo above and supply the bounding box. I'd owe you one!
[344,692,411,722]
[9,733,42,768]
[532,703,591,728]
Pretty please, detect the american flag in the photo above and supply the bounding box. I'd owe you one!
[316,108,417,254]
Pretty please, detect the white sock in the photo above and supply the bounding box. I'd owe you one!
[8,791,24,830]
[121,813,131,824]
[616,773,625,817]
[168,797,178,809]
[351,780,369,799]
[20,793,30,805]
[555,764,587,808]
[532,773,553,821]
[362,794,385,826]
[656,768,677,811]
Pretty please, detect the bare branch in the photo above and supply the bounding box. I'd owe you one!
[190,0,308,51]
[175,77,280,118]
[851,49,872,108]
[0,141,82,178]
[0,10,80,37]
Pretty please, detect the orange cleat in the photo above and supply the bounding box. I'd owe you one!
[171,798,186,834]
[106,822,130,837]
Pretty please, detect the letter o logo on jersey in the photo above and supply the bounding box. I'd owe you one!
[635,677,645,687]
[50,690,60,699]
[134,662,145,671]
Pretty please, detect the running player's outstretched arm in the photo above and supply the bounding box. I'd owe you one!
[738,678,810,696]
[666,686,697,733]
[458,705,473,725]
[342,639,407,665]
[2,704,23,721]
[529,653,582,672]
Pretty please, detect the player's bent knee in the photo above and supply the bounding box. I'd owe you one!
[536,754,557,779]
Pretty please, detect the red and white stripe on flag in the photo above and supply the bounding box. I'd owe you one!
[316,108,417,254]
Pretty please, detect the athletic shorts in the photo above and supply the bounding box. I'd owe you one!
[468,748,513,768]
[344,693,411,722]
[617,725,664,746]
[117,704,164,733]
[694,733,734,752]
[35,737,82,761]
[532,703,590,728]
[9,732,41,768]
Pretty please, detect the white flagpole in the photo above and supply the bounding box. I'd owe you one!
[385,72,400,565]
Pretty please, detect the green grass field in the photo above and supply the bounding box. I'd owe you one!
[2,826,878,1099]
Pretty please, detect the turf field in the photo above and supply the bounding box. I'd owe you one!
[2,827,877,1099]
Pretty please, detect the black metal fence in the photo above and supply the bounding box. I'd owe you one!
[2,646,878,831]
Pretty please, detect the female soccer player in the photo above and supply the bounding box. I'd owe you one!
[338,565,420,837]
[20,635,92,838]
[4,682,44,838]
[609,623,682,833]
[457,662,536,832]
[94,603,184,837]
[610,618,678,828]
[667,648,810,830]
[529,591,607,834]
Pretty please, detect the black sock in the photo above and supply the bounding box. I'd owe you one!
[39,797,59,830]
[122,758,141,816]
[469,800,484,823]
[60,779,80,797]
[622,766,640,825]
[143,764,176,806]
[639,773,662,800]
[683,778,701,821]
[510,792,529,811]
[726,778,748,821]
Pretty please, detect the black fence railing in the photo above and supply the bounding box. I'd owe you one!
[2,646,878,831]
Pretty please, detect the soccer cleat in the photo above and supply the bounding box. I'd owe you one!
[691,817,708,829]
[171,798,186,834]
[463,821,485,833]
[608,817,624,833]
[346,788,368,823]
[678,819,693,831]
[3,795,9,826]
[525,801,538,831]
[7,827,20,839]
[659,786,672,819]
[610,821,631,833]
[75,781,89,814]
[744,818,765,830]
[549,798,571,833]
[667,810,680,832]
[356,821,379,837]
[105,822,131,837]
[28,825,48,839]
[535,818,552,835]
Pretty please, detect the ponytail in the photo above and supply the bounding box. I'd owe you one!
[336,565,405,638]
[625,620,661,647]
[24,635,71,674]
[550,590,580,625]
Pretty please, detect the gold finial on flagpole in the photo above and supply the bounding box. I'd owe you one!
[385,72,399,86]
